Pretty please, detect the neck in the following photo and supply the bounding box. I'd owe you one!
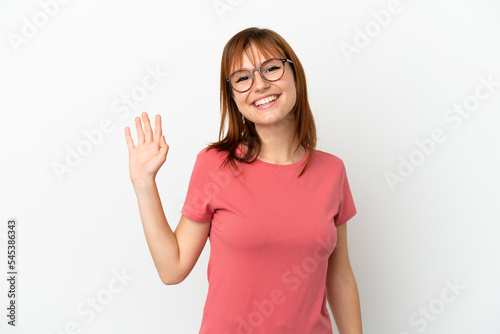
[249,115,306,165]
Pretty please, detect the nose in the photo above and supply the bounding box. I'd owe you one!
[252,69,270,91]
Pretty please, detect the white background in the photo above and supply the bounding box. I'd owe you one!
[1,0,499,333]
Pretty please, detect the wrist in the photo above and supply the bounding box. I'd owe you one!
[131,176,156,188]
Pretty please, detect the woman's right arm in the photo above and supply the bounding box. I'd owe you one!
[125,112,211,285]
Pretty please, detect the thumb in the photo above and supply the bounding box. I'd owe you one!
[159,135,168,149]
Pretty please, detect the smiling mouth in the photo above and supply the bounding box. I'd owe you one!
[252,94,280,107]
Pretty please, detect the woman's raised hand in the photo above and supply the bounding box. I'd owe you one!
[125,112,169,184]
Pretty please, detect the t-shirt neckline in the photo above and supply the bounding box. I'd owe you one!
[237,143,309,167]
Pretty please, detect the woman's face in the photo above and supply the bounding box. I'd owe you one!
[230,45,297,129]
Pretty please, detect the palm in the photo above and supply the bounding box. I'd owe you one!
[125,112,169,183]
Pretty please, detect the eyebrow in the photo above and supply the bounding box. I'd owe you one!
[232,57,275,72]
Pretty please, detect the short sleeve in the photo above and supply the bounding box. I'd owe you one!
[334,162,357,226]
[181,153,214,223]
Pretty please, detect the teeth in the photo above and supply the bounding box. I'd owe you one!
[254,95,278,107]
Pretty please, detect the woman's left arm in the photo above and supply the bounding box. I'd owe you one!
[326,222,363,334]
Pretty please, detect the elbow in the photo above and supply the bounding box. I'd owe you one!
[160,272,186,286]
[162,278,180,285]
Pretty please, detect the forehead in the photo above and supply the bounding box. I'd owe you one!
[230,42,285,72]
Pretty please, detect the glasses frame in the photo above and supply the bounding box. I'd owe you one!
[226,57,293,93]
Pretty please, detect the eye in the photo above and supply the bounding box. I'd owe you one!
[236,76,249,83]
[264,66,280,73]
[231,70,251,84]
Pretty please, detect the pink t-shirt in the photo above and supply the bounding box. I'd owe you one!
[181,143,357,334]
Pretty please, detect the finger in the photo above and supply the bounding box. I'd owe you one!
[135,116,145,145]
[159,135,169,156]
[153,114,162,143]
[142,112,153,143]
[124,127,136,150]
[159,134,168,149]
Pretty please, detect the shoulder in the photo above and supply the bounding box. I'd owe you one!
[195,145,227,162]
[193,145,232,172]
[311,149,352,186]
[311,148,346,171]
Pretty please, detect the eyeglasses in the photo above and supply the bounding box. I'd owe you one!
[226,58,293,93]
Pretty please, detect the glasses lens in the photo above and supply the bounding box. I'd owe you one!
[261,59,284,81]
[230,70,252,92]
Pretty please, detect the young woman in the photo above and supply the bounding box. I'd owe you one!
[125,27,362,334]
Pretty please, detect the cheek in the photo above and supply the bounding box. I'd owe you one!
[286,83,297,105]
[233,93,249,111]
